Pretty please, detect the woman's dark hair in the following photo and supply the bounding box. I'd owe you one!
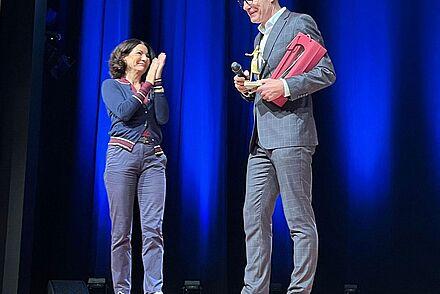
[108,38,156,79]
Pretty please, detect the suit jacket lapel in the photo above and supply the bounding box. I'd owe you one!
[254,32,263,49]
[261,10,291,77]
[262,9,290,60]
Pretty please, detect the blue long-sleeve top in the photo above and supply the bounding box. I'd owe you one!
[101,78,169,151]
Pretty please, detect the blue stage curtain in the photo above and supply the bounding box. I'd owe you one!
[77,0,231,291]
[422,2,440,180]
[148,1,229,291]
[324,0,396,286]
[330,0,395,205]
[67,0,440,292]
[77,0,131,276]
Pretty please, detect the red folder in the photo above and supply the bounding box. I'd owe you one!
[271,32,327,107]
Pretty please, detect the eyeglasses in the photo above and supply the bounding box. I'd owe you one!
[237,0,253,7]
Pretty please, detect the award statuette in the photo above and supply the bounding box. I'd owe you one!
[243,45,262,92]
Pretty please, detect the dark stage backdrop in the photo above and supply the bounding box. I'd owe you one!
[12,0,440,293]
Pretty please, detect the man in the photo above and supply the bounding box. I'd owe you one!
[233,0,336,293]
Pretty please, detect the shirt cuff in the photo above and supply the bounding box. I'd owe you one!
[139,81,153,96]
[134,82,153,104]
[281,78,290,97]
[154,78,164,93]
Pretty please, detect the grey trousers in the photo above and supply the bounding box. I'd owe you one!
[104,143,167,294]
[241,145,318,294]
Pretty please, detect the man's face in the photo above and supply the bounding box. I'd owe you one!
[243,0,274,24]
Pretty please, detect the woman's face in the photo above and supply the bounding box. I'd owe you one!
[124,44,151,75]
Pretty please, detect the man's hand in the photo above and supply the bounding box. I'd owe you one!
[256,78,284,102]
[233,70,250,95]
[155,53,166,79]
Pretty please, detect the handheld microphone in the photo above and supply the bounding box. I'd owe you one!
[231,62,246,77]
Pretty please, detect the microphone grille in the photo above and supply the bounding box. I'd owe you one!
[231,62,242,73]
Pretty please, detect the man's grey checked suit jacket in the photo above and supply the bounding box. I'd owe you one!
[246,9,336,151]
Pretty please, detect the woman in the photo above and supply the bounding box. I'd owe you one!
[102,39,169,294]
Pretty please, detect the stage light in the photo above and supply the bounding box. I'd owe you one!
[45,31,62,43]
[181,280,202,293]
[344,284,359,293]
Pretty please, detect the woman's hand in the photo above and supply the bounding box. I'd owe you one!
[155,53,166,79]
[145,58,159,84]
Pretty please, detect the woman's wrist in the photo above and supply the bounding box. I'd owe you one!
[145,74,155,84]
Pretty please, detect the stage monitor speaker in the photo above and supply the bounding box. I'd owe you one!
[182,280,202,293]
[47,280,89,294]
